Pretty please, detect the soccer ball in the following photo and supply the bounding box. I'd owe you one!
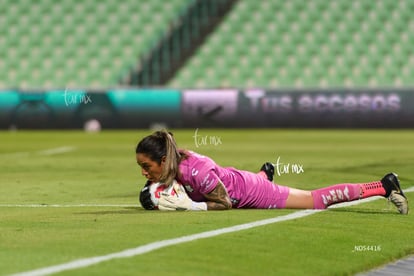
[84,119,101,133]
[149,182,177,207]
[140,180,180,210]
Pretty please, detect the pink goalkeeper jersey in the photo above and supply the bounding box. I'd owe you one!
[176,151,290,209]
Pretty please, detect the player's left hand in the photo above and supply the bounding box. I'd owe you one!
[158,184,192,211]
[158,182,207,211]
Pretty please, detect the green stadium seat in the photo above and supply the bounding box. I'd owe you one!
[7,0,411,89]
[1,0,191,88]
[171,0,414,88]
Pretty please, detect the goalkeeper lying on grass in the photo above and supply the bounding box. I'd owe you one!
[136,130,408,214]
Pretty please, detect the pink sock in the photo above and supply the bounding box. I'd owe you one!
[311,184,360,209]
[311,181,386,209]
[360,181,386,198]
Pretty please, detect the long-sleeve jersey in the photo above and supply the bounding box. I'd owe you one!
[176,151,290,209]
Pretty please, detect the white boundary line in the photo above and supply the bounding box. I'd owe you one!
[0,204,138,208]
[3,187,414,209]
[0,146,76,158]
[10,210,323,276]
[37,146,76,156]
[9,187,414,276]
[0,151,30,158]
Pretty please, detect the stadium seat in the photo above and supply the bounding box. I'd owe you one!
[170,0,414,88]
[1,0,191,88]
[3,0,414,89]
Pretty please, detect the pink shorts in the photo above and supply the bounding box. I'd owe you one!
[230,169,291,209]
[251,183,290,209]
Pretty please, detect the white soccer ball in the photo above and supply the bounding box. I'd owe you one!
[84,119,101,133]
[149,181,178,208]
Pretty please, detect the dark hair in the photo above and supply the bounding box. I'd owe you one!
[136,130,181,185]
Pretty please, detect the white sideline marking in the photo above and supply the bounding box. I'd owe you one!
[10,187,414,276]
[0,146,76,158]
[4,187,414,209]
[10,210,323,276]
[0,204,138,208]
[0,151,30,158]
[37,146,76,156]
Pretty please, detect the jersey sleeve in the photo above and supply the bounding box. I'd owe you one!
[191,158,220,195]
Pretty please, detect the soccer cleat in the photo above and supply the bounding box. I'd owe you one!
[388,191,409,215]
[260,162,275,182]
[381,173,408,215]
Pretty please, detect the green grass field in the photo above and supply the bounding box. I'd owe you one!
[1,129,413,276]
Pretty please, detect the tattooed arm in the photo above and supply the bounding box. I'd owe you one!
[204,181,232,210]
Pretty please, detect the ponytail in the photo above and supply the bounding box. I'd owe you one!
[160,132,181,185]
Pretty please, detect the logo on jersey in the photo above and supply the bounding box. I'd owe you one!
[191,168,199,176]
[201,173,216,189]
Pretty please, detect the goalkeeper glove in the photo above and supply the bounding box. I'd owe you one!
[158,183,207,211]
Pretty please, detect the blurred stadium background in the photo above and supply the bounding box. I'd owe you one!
[1,0,414,129]
[1,2,414,274]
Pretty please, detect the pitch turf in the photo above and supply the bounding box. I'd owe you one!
[0,129,413,275]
